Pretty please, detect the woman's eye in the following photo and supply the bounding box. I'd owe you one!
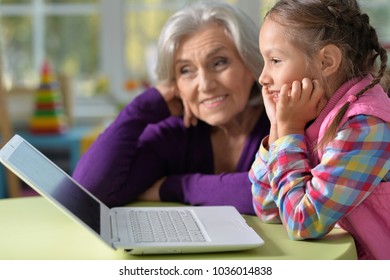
[179,66,191,75]
[213,57,228,69]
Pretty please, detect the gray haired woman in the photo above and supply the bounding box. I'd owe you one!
[73,1,270,215]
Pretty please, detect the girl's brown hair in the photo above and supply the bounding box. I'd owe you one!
[266,0,389,147]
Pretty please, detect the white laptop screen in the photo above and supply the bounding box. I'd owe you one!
[7,141,101,234]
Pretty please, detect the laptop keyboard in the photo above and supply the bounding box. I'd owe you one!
[129,209,207,243]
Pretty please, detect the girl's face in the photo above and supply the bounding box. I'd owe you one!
[174,23,255,126]
[258,18,321,102]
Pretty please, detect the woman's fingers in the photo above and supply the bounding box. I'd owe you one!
[182,99,198,128]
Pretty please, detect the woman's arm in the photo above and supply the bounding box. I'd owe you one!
[138,112,270,215]
[72,88,172,206]
[157,172,254,215]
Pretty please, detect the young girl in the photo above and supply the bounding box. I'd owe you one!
[249,0,390,259]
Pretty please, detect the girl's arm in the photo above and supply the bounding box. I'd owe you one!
[250,79,326,222]
[267,115,390,239]
[249,136,281,222]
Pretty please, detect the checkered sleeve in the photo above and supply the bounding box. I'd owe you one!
[251,115,390,240]
[249,136,282,223]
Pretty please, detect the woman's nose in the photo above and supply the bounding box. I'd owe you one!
[198,70,216,92]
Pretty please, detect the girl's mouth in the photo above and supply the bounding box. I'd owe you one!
[271,91,279,103]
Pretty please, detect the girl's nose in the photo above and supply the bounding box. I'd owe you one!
[258,70,269,87]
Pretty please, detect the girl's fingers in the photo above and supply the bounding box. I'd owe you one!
[311,80,327,114]
[290,81,302,102]
[278,83,291,105]
[301,78,313,100]
[280,81,303,105]
[310,80,324,101]
[316,96,327,114]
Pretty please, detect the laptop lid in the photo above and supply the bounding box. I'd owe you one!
[0,134,113,248]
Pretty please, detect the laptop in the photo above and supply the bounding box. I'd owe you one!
[0,134,264,255]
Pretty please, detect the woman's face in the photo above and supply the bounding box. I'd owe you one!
[174,23,255,126]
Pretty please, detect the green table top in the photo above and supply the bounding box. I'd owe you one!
[0,196,357,260]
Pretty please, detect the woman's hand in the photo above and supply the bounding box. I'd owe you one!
[156,82,197,128]
[137,177,166,202]
[276,78,326,137]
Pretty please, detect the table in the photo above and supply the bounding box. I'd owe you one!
[0,196,357,260]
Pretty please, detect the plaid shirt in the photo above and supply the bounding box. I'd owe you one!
[249,114,390,240]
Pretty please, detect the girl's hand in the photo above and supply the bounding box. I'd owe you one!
[262,86,277,125]
[262,86,278,145]
[277,78,326,137]
[155,82,197,127]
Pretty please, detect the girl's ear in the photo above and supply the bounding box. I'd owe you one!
[319,44,342,77]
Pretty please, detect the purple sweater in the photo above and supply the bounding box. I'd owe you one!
[72,87,270,214]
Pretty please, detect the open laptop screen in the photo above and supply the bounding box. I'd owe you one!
[7,141,101,234]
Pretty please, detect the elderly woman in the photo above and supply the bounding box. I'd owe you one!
[72,2,269,215]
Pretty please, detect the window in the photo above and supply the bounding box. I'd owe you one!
[0,0,99,95]
[107,0,257,105]
[0,1,260,110]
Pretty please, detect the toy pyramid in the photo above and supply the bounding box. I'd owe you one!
[29,60,68,134]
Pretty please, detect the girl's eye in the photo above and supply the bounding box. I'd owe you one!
[271,58,281,64]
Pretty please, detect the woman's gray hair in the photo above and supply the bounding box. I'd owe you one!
[155,1,262,84]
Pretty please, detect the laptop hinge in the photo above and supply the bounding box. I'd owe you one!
[110,210,121,244]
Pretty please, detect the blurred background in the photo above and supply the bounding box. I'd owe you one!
[0,0,389,198]
[0,0,389,127]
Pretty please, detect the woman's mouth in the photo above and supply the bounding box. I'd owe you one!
[201,95,227,108]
